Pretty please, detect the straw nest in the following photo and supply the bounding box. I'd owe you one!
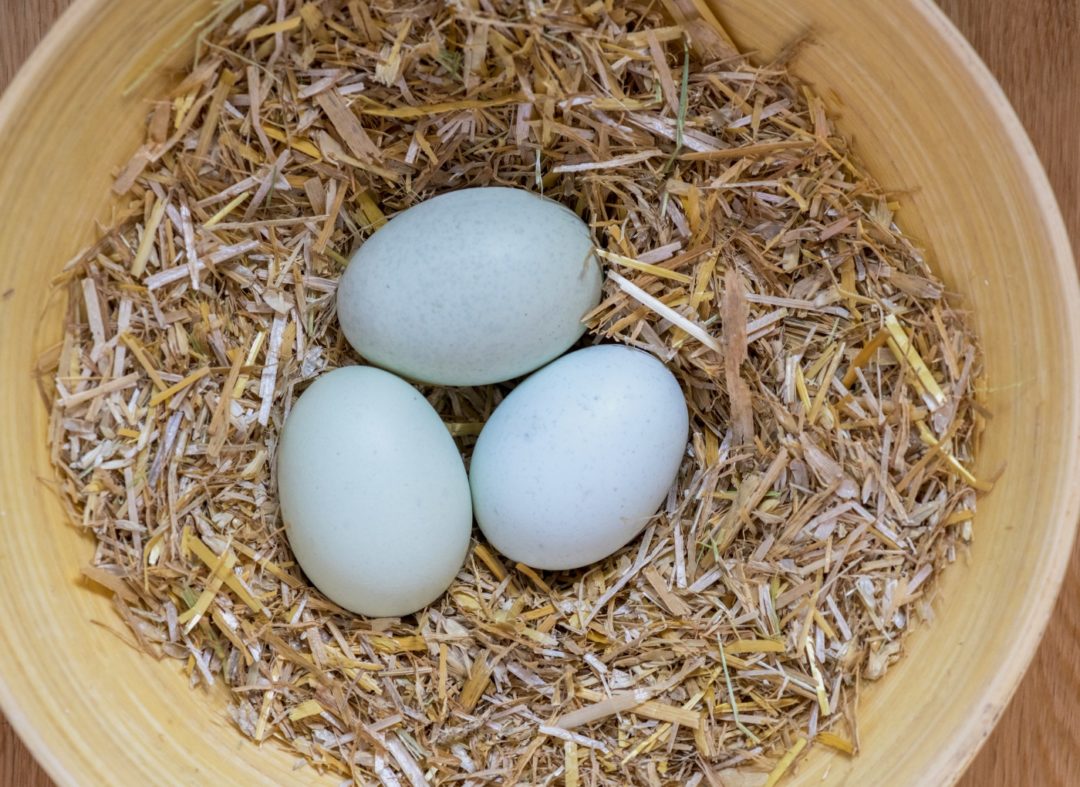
[41,1,986,784]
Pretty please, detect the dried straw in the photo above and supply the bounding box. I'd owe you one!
[41,1,986,784]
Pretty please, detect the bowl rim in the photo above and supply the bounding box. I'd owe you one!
[0,0,1077,785]
[907,2,1080,781]
[0,5,132,784]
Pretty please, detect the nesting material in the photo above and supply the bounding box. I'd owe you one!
[41,1,986,784]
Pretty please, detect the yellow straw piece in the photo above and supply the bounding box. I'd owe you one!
[812,607,837,641]
[231,542,304,589]
[596,249,693,284]
[817,731,855,755]
[232,330,266,398]
[178,547,235,633]
[943,509,976,526]
[763,737,808,787]
[806,637,831,716]
[521,604,556,621]
[245,16,302,41]
[691,249,719,311]
[119,332,167,390]
[724,639,786,655]
[204,191,251,228]
[885,314,946,409]
[916,421,992,491]
[149,366,211,407]
[515,562,553,594]
[842,328,889,387]
[184,533,265,613]
[358,93,525,118]
[794,363,812,413]
[471,543,509,581]
[446,422,484,437]
[288,699,324,721]
[564,740,580,787]
[130,199,167,277]
[356,190,387,229]
[808,343,844,426]
[369,635,427,654]
[262,125,322,160]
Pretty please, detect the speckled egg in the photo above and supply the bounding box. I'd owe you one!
[469,345,689,570]
[336,187,602,386]
[276,366,472,617]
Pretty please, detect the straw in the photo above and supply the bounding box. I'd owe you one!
[43,1,985,783]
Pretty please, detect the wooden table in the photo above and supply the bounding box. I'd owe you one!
[1,1,1077,784]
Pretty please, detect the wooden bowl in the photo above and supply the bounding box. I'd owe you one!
[0,1,1076,784]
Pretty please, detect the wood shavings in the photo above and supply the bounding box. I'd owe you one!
[43,1,985,784]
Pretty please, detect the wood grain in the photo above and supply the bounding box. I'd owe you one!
[0,0,1076,785]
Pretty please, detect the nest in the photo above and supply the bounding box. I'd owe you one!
[41,1,987,784]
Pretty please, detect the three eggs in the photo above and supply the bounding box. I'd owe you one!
[277,187,689,617]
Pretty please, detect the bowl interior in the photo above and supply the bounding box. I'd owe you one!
[0,1,1076,785]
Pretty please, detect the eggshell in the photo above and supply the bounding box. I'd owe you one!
[337,187,602,385]
[277,366,472,616]
[469,345,689,570]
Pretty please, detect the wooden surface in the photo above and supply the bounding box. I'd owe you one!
[0,0,1076,784]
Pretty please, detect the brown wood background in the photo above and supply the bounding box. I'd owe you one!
[0,0,1076,784]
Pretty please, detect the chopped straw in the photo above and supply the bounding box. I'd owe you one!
[43,1,985,784]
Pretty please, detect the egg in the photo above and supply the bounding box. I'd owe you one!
[276,366,472,617]
[469,345,689,570]
[337,187,602,386]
